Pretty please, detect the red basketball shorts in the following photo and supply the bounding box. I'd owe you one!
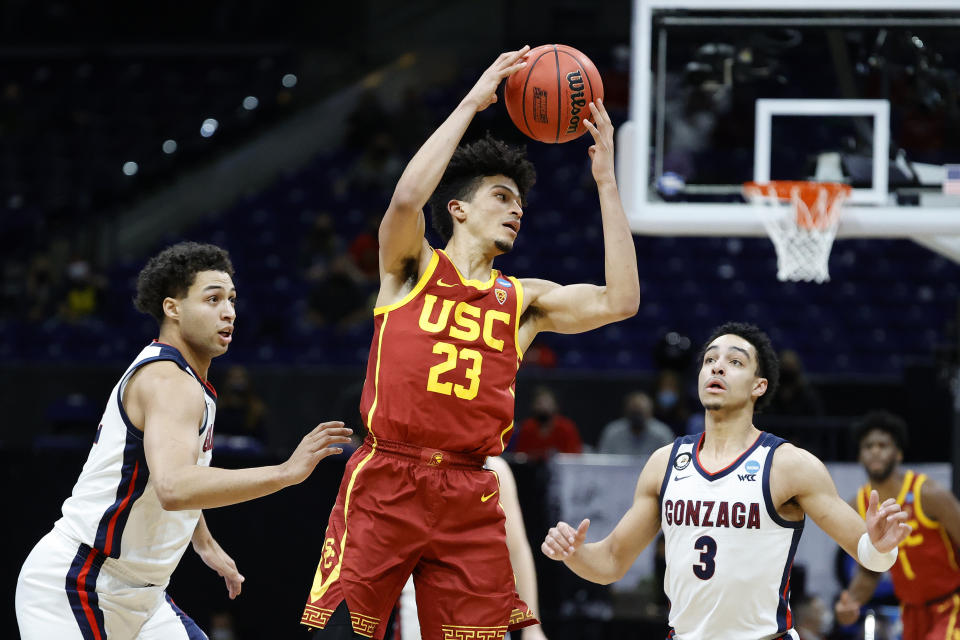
[902,593,960,640]
[301,436,537,639]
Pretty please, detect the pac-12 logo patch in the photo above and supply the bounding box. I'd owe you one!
[495,289,507,305]
[496,278,512,288]
[745,460,760,474]
[674,452,692,471]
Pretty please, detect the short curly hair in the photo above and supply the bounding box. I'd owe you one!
[134,242,235,325]
[854,410,908,453]
[699,322,780,413]
[427,134,536,243]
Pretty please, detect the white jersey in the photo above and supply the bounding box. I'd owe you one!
[54,342,216,586]
[660,432,803,640]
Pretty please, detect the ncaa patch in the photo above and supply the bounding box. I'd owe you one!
[745,460,760,474]
[674,452,692,470]
[496,277,512,288]
[495,288,507,305]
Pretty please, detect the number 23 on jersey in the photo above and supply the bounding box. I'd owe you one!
[418,294,510,400]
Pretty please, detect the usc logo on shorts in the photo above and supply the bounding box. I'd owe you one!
[322,537,337,569]
[428,452,444,467]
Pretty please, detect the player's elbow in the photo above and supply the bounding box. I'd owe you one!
[609,291,640,320]
[154,475,189,511]
[587,543,632,584]
[586,564,627,586]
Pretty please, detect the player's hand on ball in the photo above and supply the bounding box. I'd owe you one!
[281,421,352,486]
[583,99,616,184]
[463,45,530,113]
[541,518,590,560]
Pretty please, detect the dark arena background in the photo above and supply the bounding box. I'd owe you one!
[4,1,960,638]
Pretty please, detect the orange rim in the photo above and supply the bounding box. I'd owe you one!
[743,181,851,230]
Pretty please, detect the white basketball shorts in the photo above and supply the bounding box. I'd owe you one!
[16,528,207,640]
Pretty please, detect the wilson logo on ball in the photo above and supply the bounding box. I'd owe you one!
[565,70,587,134]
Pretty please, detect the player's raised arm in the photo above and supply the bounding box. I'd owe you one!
[518,100,639,348]
[135,363,351,510]
[773,444,910,568]
[541,444,668,584]
[379,46,530,276]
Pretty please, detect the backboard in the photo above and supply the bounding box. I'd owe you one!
[620,0,960,261]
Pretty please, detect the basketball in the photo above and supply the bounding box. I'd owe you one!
[504,44,604,144]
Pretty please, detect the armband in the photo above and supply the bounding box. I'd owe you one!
[857,532,898,572]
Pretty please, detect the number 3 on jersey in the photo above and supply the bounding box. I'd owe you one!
[427,342,483,400]
[693,535,717,580]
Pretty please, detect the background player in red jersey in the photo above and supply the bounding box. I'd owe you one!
[835,411,960,640]
[301,45,640,640]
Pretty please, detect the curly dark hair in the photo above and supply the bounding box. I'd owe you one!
[854,410,908,453]
[699,322,780,412]
[427,134,536,242]
[134,242,235,325]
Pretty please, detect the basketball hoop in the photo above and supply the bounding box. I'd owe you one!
[743,181,852,283]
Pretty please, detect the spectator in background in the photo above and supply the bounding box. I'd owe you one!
[304,254,371,329]
[348,212,381,282]
[301,211,343,275]
[59,256,105,323]
[653,370,693,434]
[25,254,58,322]
[209,611,238,640]
[597,391,674,456]
[215,365,267,442]
[346,131,404,195]
[1,257,27,317]
[766,349,823,416]
[793,595,828,640]
[512,386,582,460]
[523,338,558,369]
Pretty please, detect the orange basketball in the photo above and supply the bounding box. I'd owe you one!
[504,44,604,144]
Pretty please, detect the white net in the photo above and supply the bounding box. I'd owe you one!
[744,182,850,283]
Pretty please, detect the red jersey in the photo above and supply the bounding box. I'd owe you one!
[358,249,523,455]
[857,470,960,604]
[512,415,583,460]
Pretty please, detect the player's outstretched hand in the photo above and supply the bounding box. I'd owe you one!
[865,489,911,553]
[834,590,861,626]
[582,99,616,185]
[195,536,245,600]
[541,518,590,561]
[281,421,352,486]
[463,45,530,113]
